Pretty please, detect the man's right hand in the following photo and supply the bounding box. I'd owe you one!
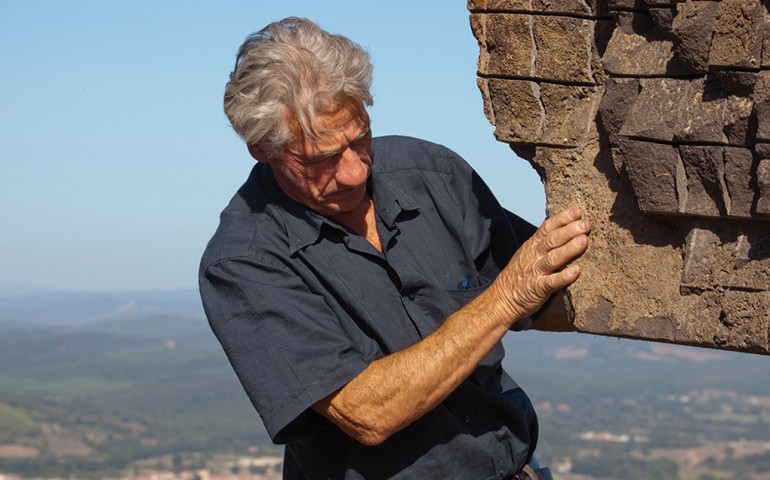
[490,207,591,325]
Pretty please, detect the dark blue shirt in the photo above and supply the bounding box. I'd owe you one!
[200,136,539,479]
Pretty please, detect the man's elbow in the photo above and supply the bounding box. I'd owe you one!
[313,389,407,446]
[354,430,388,447]
[348,420,396,447]
[325,407,400,447]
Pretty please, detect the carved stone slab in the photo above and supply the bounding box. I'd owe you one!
[469,0,770,354]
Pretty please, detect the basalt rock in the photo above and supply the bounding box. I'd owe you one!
[469,0,770,354]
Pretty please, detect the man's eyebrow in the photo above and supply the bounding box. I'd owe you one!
[310,148,343,161]
[311,123,371,160]
[353,123,371,141]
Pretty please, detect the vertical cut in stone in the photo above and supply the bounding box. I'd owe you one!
[597,77,642,147]
[681,227,721,293]
[671,0,721,75]
[617,138,684,214]
[724,146,759,217]
[709,0,765,70]
[539,84,601,146]
[533,15,594,83]
[593,19,616,59]
[723,94,755,146]
[620,78,690,142]
[754,71,770,142]
[678,146,729,216]
[757,158,770,214]
[763,4,770,68]
[486,79,545,143]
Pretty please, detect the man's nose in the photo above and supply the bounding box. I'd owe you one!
[335,148,369,185]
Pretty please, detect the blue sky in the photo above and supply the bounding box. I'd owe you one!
[0,1,545,291]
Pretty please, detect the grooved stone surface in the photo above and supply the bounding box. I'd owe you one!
[469,0,770,354]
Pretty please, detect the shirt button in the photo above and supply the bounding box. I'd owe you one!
[463,415,471,424]
[499,471,506,478]
[407,293,415,301]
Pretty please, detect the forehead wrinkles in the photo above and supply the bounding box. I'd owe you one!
[285,101,368,152]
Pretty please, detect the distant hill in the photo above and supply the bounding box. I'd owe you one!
[0,288,204,326]
[0,287,42,299]
[0,312,271,477]
[502,331,770,399]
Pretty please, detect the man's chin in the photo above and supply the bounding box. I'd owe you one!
[319,191,367,217]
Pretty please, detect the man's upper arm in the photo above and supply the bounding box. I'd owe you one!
[200,256,374,443]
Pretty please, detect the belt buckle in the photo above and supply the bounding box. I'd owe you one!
[512,464,539,480]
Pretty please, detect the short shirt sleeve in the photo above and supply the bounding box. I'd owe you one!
[200,255,374,444]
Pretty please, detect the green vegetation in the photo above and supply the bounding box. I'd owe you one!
[0,402,38,442]
[0,321,274,478]
[0,377,132,399]
[572,452,679,479]
[0,320,769,478]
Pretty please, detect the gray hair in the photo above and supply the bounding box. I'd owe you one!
[224,17,374,157]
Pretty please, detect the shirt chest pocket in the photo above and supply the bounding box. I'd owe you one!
[443,276,506,372]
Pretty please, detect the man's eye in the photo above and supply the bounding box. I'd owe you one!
[304,153,339,166]
[351,135,369,149]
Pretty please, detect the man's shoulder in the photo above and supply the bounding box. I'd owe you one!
[199,166,290,272]
[371,135,471,176]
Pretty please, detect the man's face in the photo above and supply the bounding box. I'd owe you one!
[268,101,373,217]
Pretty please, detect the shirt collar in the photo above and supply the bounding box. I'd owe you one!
[370,168,420,228]
[253,164,341,255]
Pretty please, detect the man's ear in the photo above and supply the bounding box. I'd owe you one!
[247,144,270,163]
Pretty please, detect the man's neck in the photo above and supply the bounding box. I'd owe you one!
[331,194,383,252]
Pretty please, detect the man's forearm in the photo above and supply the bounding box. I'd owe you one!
[312,287,516,446]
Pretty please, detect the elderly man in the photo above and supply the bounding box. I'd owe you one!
[200,17,590,480]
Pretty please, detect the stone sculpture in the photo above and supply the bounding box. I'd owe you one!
[469,0,770,354]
